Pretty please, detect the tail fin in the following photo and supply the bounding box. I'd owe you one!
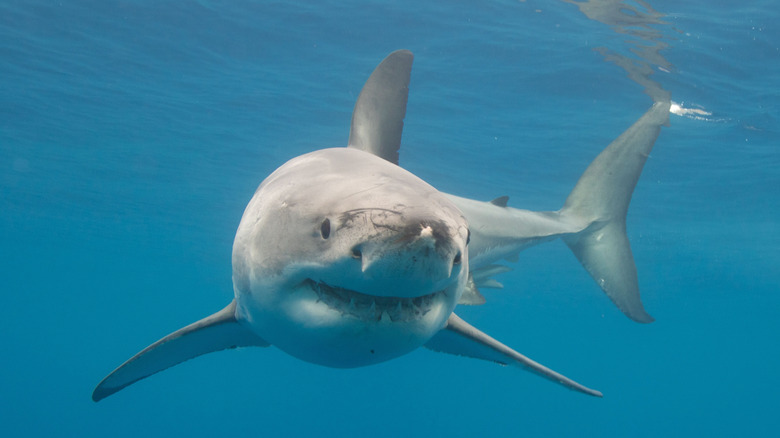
[561,101,670,323]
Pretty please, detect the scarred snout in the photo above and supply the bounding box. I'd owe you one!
[352,220,465,298]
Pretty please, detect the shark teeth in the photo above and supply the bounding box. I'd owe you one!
[305,279,439,322]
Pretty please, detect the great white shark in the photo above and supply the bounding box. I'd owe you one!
[93,50,669,401]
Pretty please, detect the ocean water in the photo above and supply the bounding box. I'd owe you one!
[1,0,778,436]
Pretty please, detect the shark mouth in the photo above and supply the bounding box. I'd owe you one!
[305,279,441,322]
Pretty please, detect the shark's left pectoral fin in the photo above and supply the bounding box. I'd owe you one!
[425,313,603,397]
[92,300,268,402]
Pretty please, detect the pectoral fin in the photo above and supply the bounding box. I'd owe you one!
[425,313,602,397]
[92,300,268,402]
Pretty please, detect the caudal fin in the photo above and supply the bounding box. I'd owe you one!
[561,101,670,323]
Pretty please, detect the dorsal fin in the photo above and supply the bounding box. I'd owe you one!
[347,50,413,165]
[490,196,509,207]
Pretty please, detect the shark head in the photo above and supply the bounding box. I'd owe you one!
[232,147,470,367]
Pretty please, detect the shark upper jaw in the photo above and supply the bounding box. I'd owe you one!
[276,268,462,330]
[304,278,444,323]
[297,244,467,325]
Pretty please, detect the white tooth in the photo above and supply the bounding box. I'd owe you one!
[380,311,391,323]
[395,301,402,313]
[369,301,376,314]
[348,297,356,310]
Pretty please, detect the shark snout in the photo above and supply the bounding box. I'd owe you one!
[355,222,462,297]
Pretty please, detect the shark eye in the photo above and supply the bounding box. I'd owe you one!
[320,218,331,239]
[453,252,462,265]
[351,246,362,259]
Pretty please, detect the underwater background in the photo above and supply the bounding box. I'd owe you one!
[1,0,778,436]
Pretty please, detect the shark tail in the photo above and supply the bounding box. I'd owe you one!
[560,101,670,323]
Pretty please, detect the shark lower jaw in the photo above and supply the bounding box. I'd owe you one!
[304,279,443,323]
[237,277,458,367]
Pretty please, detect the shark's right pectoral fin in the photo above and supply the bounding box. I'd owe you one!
[425,313,603,397]
[92,299,269,402]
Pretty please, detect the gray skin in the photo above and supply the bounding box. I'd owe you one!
[92,50,669,402]
[232,147,470,368]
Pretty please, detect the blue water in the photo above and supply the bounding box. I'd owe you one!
[1,1,778,436]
